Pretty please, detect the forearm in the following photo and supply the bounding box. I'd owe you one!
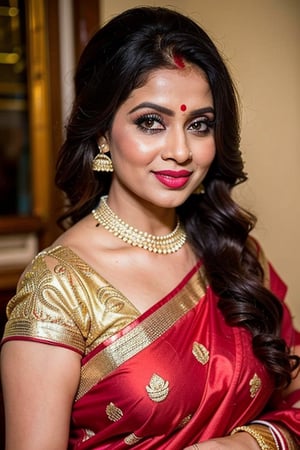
[184,432,262,449]
[183,423,299,450]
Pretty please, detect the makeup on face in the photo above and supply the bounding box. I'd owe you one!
[153,170,192,189]
[129,102,214,118]
[107,67,216,208]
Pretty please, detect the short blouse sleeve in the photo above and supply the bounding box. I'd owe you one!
[1,248,89,354]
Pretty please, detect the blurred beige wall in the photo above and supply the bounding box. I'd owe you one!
[101,0,300,328]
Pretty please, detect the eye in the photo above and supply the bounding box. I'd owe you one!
[134,113,165,133]
[188,117,215,134]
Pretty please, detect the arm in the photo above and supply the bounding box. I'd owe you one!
[1,340,81,450]
[183,433,261,449]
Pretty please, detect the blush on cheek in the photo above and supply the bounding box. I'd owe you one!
[195,144,216,167]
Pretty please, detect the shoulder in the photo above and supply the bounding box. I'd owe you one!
[15,245,89,293]
[3,245,91,354]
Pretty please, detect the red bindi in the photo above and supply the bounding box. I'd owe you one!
[180,104,187,112]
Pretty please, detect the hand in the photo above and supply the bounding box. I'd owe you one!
[183,432,261,450]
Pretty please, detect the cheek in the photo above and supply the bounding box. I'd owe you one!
[194,140,216,168]
[109,128,138,161]
[110,127,158,165]
[114,140,156,161]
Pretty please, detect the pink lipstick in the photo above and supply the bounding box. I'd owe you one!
[153,170,191,189]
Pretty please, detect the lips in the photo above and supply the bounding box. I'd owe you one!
[153,170,192,188]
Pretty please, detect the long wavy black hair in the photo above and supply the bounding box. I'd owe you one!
[56,6,299,387]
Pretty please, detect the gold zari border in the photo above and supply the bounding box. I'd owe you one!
[4,318,85,353]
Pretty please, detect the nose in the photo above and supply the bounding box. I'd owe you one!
[161,131,191,163]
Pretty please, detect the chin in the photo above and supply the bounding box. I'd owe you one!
[151,193,191,209]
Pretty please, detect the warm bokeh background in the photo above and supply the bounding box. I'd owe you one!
[101,0,300,327]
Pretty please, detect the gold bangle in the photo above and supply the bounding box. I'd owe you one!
[231,425,277,450]
[250,424,280,450]
[276,424,299,450]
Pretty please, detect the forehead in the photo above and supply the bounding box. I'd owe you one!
[126,66,212,106]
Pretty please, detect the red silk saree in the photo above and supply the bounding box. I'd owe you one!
[2,245,300,448]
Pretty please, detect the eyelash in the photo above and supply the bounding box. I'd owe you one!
[134,113,164,134]
[189,118,215,133]
[134,113,215,134]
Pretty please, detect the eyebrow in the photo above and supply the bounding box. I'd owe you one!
[129,102,174,116]
[128,102,215,117]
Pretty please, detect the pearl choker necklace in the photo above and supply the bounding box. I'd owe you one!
[92,196,187,254]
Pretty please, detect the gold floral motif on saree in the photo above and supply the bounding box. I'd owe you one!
[105,402,124,422]
[178,413,193,429]
[124,433,143,445]
[192,342,210,365]
[82,428,95,442]
[249,373,262,398]
[146,373,169,402]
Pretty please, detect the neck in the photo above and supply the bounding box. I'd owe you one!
[106,194,177,236]
[92,196,187,255]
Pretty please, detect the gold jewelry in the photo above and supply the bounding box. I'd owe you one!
[92,196,187,254]
[276,424,299,450]
[231,425,278,450]
[250,421,282,450]
[92,141,113,172]
[193,183,205,195]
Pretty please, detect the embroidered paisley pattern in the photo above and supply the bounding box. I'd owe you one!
[146,373,169,402]
[97,286,125,313]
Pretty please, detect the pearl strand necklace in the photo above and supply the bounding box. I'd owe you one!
[92,196,187,254]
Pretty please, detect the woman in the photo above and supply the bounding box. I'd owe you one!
[1,6,299,450]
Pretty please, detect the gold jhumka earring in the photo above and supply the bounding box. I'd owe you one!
[92,139,114,172]
[193,183,205,195]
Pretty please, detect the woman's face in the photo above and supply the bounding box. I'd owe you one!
[106,65,216,209]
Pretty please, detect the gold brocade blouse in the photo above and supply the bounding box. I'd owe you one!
[3,246,141,356]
